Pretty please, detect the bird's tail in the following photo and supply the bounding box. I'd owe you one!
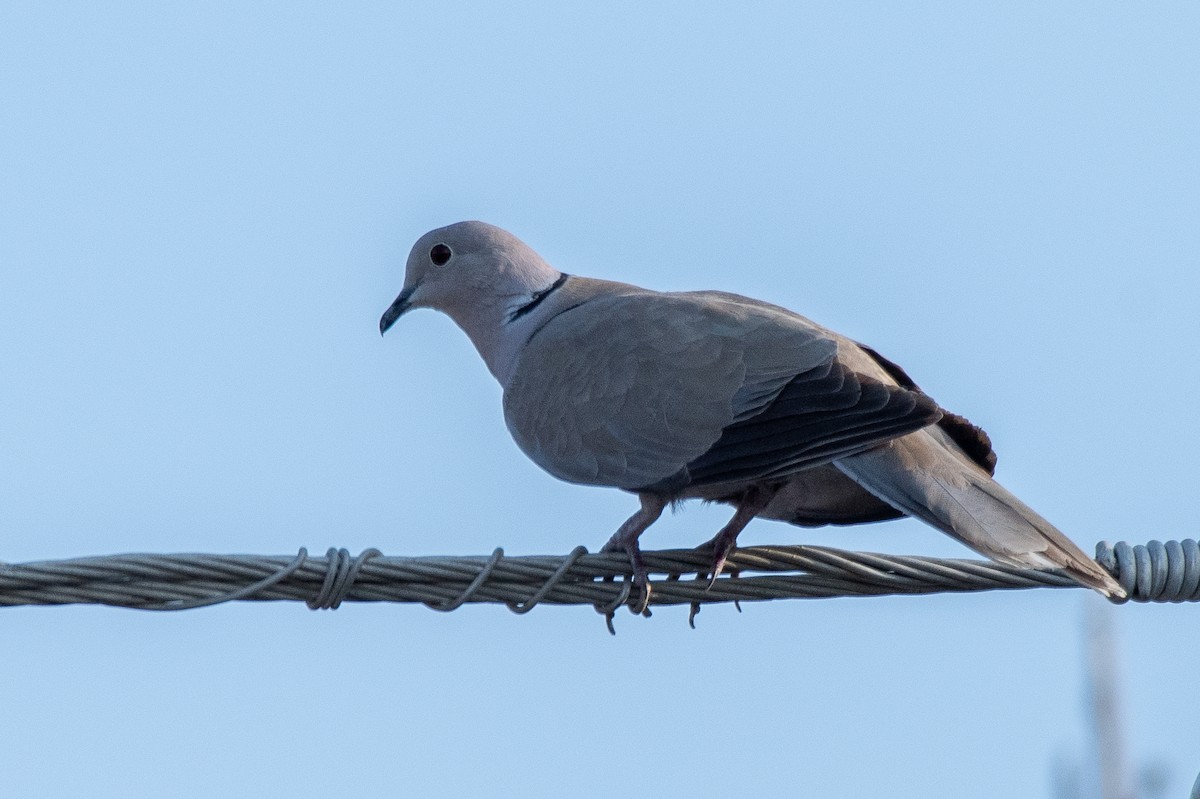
[835,433,1125,599]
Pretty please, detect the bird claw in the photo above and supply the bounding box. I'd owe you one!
[705,529,738,588]
[602,538,652,614]
[630,567,652,615]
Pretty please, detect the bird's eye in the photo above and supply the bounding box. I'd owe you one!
[430,243,452,266]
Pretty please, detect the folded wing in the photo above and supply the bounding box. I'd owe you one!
[503,285,941,494]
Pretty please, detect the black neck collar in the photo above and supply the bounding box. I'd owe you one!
[507,273,569,323]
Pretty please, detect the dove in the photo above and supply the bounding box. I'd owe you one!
[380,221,1125,600]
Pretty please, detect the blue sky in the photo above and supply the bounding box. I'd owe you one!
[2,3,1197,796]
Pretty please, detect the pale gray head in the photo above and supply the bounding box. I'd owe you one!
[380,221,563,383]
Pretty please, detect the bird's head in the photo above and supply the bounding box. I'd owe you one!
[379,220,559,336]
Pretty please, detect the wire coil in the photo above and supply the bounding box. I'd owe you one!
[1095,539,1200,603]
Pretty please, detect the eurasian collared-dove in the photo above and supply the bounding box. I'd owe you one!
[381,221,1124,599]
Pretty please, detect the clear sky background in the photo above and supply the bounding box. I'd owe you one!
[2,3,1197,797]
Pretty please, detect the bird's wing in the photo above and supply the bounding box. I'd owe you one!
[502,285,941,493]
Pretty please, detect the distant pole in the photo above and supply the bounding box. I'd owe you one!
[1085,597,1131,799]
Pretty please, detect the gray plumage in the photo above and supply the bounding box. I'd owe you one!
[381,220,1124,599]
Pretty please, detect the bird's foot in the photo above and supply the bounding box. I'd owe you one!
[601,536,652,614]
[703,485,777,589]
[600,494,666,615]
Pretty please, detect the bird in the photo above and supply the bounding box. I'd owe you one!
[380,220,1125,600]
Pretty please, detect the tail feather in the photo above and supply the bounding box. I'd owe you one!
[834,431,1125,599]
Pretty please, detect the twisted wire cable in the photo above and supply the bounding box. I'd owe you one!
[2,540,1197,626]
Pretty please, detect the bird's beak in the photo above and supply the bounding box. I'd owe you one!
[379,286,416,336]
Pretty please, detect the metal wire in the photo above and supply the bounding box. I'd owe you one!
[2,540,1197,623]
[1095,540,1200,603]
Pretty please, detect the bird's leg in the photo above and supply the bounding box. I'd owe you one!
[601,494,667,607]
[705,485,776,587]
